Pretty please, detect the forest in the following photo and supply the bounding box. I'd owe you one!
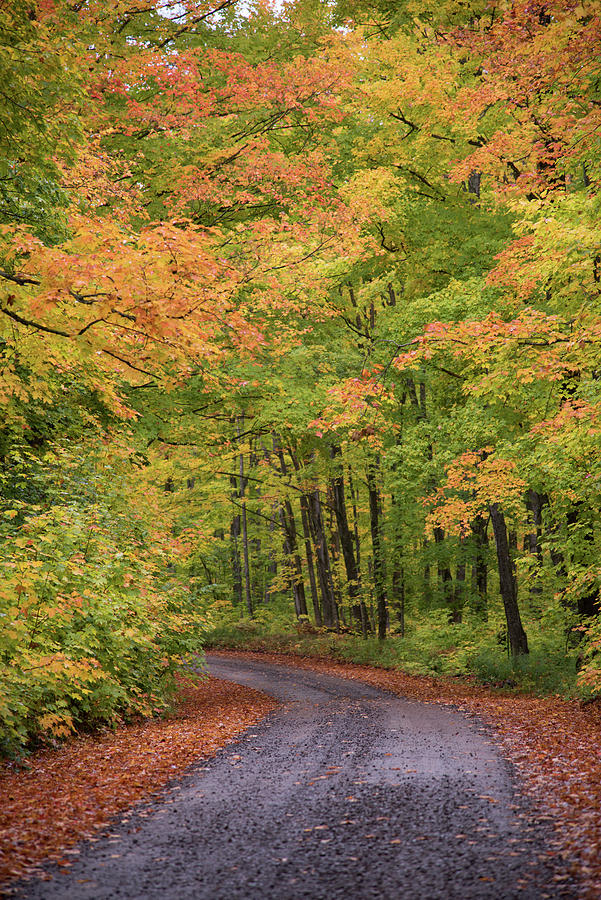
[1,0,601,756]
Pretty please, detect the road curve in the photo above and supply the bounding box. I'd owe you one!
[15,654,574,900]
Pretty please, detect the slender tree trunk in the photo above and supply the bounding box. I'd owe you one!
[471,515,488,618]
[263,503,279,604]
[279,502,308,618]
[327,484,344,617]
[348,472,369,634]
[453,560,465,623]
[237,417,253,617]
[308,489,339,628]
[300,494,322,626]
[489,503,529,656]
[330,445,363,631]
[230,475,243,606]
[525,489,547,597]
[286,499,308,618]
[391,563,405,637]
[423,540,432,606]
[349,471,362,569]
[433,526,455,617]
[367,462,387,640]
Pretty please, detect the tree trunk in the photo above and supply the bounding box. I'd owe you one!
[489,503,529,656]
[349,474,369,636]
[525,489,547,597]
[263,503,279,604]
[230,475,243,606]
[453,557,465,624]
[308,489,339,629]
[367,462,387,640]
[237,417,253,618]
[391,562,405,637]
[330,445,363,631]
[299,494,322,626]
[471,515,488,618]
[280,501,308,618]
[433,525,454,616]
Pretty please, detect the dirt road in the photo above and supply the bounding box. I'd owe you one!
[16,655,574,899]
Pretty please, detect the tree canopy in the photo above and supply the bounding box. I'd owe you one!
[1,0,601,754]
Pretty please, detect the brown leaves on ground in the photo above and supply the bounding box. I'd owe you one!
[215,650,601,900]
[0,675,276,890]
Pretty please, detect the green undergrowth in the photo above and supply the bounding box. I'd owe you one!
[204,607,580,698]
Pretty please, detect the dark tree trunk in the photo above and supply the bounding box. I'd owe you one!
[280,501,308,618]
[489,503,529,656]
[367,462,387,640]
[330,445,363,631]
[433,526,454,614]
[263,504,278,604]
[238,438,253,618]
[391,563,405,636]
[327,484,344,616]
[453,555,466,624]
[308,489,339,629]
[348,472,369,636]
[299,494,322,626]
[230,474,243,606]
[525,489,547,596]
[471,515,488,618]
[423,541,432,606]
[348,472,361,570]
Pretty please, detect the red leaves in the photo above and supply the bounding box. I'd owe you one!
[0,676,276,888]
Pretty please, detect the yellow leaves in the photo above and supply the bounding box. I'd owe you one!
[339,168,403,225]
[37,712,75,738]
[425,449,526,537]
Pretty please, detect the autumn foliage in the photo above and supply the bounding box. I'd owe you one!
[1,0,601,754]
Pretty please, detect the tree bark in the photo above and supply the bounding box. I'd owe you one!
[280,501,308,618]
[489,503,529,656]
[330,445,363,631]
[367,462,387,639]
[230,475,243,607]
[471,515,488,618]
[237,417,253,618]
[308,489,339,629]
[525,489,547,597]
[299,494,322,626]
[391,562,405,637]
[433,526,455,618]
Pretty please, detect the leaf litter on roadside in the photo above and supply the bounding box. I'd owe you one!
[0,675,276,889]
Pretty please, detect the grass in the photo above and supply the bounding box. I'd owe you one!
[203,610,580,697]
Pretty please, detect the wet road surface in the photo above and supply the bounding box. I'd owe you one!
[15,654,575,899]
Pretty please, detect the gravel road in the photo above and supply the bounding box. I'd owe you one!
[16,655,575,899]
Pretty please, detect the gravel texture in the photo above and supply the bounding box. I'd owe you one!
[14,655,575,899]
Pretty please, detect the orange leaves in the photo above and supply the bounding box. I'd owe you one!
[425,450,526,538]
[446,0,601,195]
[393,308,575,390]
[307,373,393,443]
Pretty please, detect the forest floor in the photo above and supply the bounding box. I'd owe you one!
[0,675,276,891]
[1,652,601,897]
